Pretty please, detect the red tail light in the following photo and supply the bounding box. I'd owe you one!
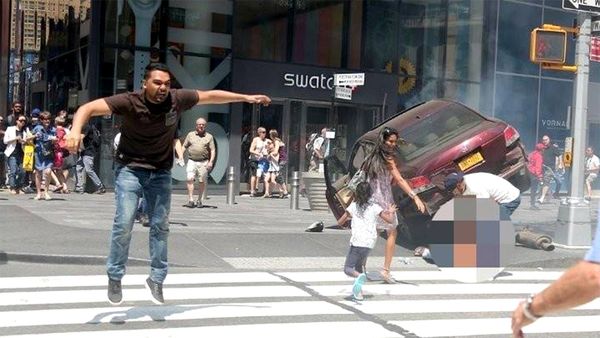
[408,176,431,189]
[504,126,520,147]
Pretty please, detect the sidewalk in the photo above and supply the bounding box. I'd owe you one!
[0,188,594,270]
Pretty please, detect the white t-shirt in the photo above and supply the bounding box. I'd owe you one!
[313,136,325,156]
[463,172,520,204]
[586,154,600,172]
[346,201,382,249]
[113,132,121,151]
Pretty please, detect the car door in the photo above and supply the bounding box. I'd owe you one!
[323,155,350,221]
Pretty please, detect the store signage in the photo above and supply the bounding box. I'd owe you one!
[283,73,334,90]
[232,59,397,110]
[334,73,365,86]
[334,86,353,100]
[562,0,600,13]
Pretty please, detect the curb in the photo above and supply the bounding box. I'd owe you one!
[0,252,196,267]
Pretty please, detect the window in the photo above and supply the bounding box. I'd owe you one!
[233,1,288,62]
[292,0,344,67]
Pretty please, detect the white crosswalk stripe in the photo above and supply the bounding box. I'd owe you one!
[1,268,598,337]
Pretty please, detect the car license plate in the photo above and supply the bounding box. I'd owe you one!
[458,151,484,171]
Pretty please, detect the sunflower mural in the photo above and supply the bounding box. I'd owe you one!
[398,57,417,95]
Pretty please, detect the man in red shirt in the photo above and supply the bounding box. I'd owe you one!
[527,143,544,210]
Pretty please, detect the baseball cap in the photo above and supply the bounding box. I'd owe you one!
[444,172,464,192]
[31,108,41,118]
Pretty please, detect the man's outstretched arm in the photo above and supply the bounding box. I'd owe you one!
[195,90,270,105]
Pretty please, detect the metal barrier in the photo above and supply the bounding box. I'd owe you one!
[290,171,300,210]
[226,166,235,205]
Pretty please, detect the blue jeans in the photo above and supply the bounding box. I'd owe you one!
[500,195,521,219]
[7,153,25,189]
[75,154,103,191]
[107,165,172,283]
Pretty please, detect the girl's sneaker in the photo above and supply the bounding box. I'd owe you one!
[352,273,367,299]
[352,291,364,301]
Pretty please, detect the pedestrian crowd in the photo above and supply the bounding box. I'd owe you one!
[1,103,105,199]
[526,134,598,209]
[246,126,289,198]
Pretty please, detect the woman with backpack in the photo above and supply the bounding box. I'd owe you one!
[51,116,70,194]
[363,127,426,283]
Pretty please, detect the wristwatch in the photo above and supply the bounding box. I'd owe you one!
[522,293,542,321]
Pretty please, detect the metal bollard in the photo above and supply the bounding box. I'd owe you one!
[290,171,300,210]
[226,166,235,205]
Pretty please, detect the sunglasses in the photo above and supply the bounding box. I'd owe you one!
[17,119,26,122]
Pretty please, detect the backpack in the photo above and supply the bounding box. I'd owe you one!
[278,142,288,165]
[305,132,319,155]
[91,124,101,148]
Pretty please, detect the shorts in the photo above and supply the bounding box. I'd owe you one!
[586,173,598,184]
[247,159,258,176]
[256,159,270,178]
[186,159,209,182]
[542,167,555,184]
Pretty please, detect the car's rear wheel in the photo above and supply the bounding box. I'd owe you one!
[397,214,434,246]
[509,171,531,192]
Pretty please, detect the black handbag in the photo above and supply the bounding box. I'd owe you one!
[41,141,54,158]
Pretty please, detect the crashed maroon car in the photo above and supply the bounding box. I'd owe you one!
[324,99,530,237]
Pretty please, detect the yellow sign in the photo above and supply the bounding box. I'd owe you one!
[458,151,484,171]
[563,136,573,168]
[23,144,35,172]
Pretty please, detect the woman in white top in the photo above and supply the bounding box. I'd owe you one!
[3,114,33,194]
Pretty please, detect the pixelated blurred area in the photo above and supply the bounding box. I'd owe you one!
[429,197,514,272]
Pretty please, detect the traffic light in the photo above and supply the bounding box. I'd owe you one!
[530,27,567,64]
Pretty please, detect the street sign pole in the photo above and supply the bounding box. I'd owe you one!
[555,12,592,247]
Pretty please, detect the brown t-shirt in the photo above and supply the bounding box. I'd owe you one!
[104,89,198,169]
[183,131,215,161]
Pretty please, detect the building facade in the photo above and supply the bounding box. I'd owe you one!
[1,0,598,190]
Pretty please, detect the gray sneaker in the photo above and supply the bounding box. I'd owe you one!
[107,278,122,305]
[196,199,203,208]
[145,277,164,305]
[186,200,196,208]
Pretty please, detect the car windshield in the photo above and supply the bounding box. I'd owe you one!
[396,105,484,161]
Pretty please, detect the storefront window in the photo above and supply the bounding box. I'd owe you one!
[9,0,90,113]
[497,1,541,76]
[494,74,539,150]
[395,0,485,111]
[362,1,398,71]
[233,0,288,62]
[292,0,344,67]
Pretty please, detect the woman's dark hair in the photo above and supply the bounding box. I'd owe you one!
[354,181,372,214]
[364,126,399,180]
